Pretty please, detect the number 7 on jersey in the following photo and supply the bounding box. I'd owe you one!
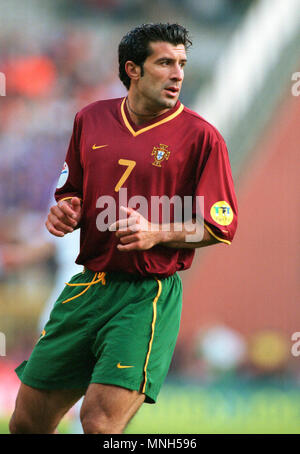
[114,159,136,192]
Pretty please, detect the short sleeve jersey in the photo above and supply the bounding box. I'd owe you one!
[55,97,238,278]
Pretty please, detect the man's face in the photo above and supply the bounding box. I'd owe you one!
[134,41,187,110]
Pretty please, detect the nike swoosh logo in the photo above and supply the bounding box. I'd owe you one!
[117,363,134,369]
[92,144,108,150]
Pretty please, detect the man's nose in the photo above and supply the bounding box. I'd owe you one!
[170,64,184,81]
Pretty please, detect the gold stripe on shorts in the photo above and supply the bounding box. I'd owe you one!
[141,278,162,394]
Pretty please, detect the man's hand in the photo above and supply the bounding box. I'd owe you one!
[109,206,217,251]
[109,206,160,251]
[45,197,82,237]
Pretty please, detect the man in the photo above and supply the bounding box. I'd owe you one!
[10,23,237,434]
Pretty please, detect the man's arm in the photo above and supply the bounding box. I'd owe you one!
[47,112,84,238]
[157,219,219,249]
[110,207,219,251]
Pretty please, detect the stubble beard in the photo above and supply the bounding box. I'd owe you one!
[163,98,177,108]
[140,86,179,115]
[156,92,178,110]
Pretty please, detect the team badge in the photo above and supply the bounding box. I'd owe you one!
[151,144,170,167]
[56,161,69,189]
[210,201,233,226]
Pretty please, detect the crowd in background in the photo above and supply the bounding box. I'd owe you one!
[0,26,126,217]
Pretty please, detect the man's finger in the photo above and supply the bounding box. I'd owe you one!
[45,220,65,237]
[71,197,82,213]
[57,201,78,219]
[117,242,140,252]
[47,214,75,233]
[119,206,135,216]
[108,220,119,232]
[50,205,78,227]
[109,213,139,232]
[113,217,139,232]
[109,218,128,232]
[116,225,141,237]
[119,233,140,244]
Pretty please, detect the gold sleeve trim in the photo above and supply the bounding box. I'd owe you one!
[59,196,83,202]
[204,223,231,245]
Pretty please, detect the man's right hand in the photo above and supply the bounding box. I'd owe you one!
[45,197,82,237]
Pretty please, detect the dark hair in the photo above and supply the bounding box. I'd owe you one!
[118,23,192,90]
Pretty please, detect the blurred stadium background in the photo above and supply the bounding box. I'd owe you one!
[0,0,299,434]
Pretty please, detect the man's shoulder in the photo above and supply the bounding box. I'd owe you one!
[76,97,124,120]
[182,105,225,143]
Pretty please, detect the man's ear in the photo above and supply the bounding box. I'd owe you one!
[125,61,141,83]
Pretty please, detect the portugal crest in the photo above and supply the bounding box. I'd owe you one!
[151,144,170,167]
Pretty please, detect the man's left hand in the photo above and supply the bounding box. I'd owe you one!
[109,206,160,251]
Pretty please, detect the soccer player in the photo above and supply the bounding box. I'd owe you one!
[10,23,238,434]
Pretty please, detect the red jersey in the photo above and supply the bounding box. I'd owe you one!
[55,97,238,277]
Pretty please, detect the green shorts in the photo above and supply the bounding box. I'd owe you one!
[15,268,182,403]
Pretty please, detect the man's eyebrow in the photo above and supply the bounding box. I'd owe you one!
[155,57,187,63]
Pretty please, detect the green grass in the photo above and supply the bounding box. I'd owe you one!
[0,418,71,434]
[2,380,300,434]
[0,420,9,434]
[125,380,300,434]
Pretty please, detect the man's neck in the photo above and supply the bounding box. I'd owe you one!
[126,95,171,126]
